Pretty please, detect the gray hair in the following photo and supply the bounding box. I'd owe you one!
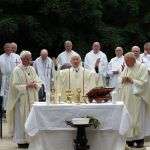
[70,53,81,61]
[131,46,140,51]
[64,40,72,46]
[20,50,31,58]
[124,52,136,59]
[3,43,11,48]
[11,42,17,47]
[40,49,48,55]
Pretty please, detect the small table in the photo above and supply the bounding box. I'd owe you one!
[66,121,90,150]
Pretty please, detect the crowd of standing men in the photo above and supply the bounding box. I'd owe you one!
[0,41,150,149]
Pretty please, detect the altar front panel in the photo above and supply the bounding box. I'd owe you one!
[28,130,126,150]
[25,102,131,150]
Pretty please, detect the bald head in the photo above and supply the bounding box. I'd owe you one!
[92,42,101,54]
[131,46,140,59]
[64,40,73,52]
[11,42,17,53]
[40,49,48,60]
[115,47,123,57]
[144,42,150,54]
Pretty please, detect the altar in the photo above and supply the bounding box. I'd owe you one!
[25,101,131,150]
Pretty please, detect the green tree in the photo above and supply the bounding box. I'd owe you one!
[0,0,149,59]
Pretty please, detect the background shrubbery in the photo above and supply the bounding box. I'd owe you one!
[0,0,149,60]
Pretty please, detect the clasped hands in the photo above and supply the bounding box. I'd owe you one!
[112,70,119,74]
[122,76,133,84]
[26,81,38,89]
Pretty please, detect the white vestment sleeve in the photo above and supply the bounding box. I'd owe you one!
[107,61,114,76]
[84,55,92,70]
[98,56,108,77]
[33,61,38,73]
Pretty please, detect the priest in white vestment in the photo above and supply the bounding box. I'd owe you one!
[57,40,79,69]
[0,43,21,109]
[140,43,150,143]
[131,46,142,62]
[117,52,150,149]
[107,47,124,88]
[33,49,55,101]
[140,43,150,102]
[140,42,150,69]
[10,42,18,53]
[84,42,108,85]
[6,51,42,148]
[55,54,103,103]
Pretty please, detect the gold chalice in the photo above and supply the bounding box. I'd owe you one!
[50,88,56,103]
[65,89,73,103]
[76,88,82,103]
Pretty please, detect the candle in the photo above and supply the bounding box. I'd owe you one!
[69,68,70,89]
[83,68,84,96]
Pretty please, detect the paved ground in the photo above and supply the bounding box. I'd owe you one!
[0,122,27,150]
[0,122,150,150]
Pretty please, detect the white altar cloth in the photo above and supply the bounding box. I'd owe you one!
[25,102,131,150]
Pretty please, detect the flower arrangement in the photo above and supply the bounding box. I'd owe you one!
[86,116,102,129]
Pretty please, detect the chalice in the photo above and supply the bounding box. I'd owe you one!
[51,88,56,103]
[65,89,73,103]
[76,88,82,103]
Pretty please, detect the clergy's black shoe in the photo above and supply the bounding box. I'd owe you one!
[126,139,144,148]
[135,139,144,148]
[126,141,134,147]
[18,143,29,148]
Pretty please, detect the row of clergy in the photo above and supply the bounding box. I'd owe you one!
[0,41,150,108]
[4,49,150,149]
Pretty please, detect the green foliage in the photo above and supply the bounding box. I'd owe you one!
[0,0,149,59]
[86,115,102,129]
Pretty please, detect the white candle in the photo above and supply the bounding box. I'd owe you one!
[69,68,70,89]
[83,68,84,96]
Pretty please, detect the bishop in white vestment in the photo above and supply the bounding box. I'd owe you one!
[107,47,124,88]
[33,49,55,100]
[0,43,21,109]
[117,52,150,148]
[6,51,42,147]
[55,54,103,103]
[57,40,79,69]
[84,42,108,85]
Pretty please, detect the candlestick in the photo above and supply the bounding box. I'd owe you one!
[83,68,85,96]
[69,68,70,89]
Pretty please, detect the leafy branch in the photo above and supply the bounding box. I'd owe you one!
[86,115,102,129]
